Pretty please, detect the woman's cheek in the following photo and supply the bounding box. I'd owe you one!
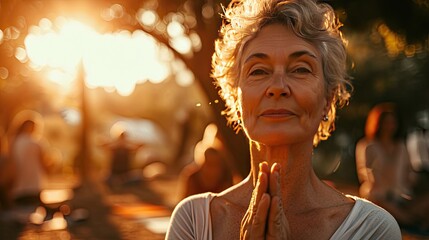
[238,91,258,135]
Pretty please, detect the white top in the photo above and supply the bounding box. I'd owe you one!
[11,133,47,199]
[166,193,402,240]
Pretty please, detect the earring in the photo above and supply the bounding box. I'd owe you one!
[323,115,329,122]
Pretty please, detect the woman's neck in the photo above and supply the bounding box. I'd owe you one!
[247,140,338,213]
[249,141,318,191]
[220,140,345,215]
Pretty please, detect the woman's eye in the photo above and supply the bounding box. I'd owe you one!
[292,67,311,74]
[249,69,268,76]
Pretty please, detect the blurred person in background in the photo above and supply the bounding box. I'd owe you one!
[355,103,429,232]
[166,0,401,239]
[10,119,50,206]
[406,110,429,191]
[355,103,412,203]
[179,146,234,199]
[101,131,143,188]
[405,110,429,233]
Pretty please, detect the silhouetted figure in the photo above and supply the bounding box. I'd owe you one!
[102,131,143,187]
[10,119,48,206]
[179,147,233,199]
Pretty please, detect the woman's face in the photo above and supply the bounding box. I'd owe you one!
[238,24,329,146]
[379,113,398,138]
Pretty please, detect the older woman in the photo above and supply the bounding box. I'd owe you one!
[166,0,401,239]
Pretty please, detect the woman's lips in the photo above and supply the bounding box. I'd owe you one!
[260,109,295,118]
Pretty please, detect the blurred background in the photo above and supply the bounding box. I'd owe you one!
[0,0,428,239]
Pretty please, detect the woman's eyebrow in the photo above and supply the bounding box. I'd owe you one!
[243,53,268,64]
[289,50,317,60]
[243,50,317,65]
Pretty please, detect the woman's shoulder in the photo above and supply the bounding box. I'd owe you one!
[351,196,396,221]
[172,192,217,220]
[166,192,216,240]
[172,179,250,221]
[332,195,402,239]
[350,196,396,219]
[174,192,216,214]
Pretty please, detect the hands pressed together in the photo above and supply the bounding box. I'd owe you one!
[240,162,291,240]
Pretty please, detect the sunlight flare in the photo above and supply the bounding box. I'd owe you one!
[24,18,182,96]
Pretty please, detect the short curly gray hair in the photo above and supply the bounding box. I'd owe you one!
[211,0,351,146]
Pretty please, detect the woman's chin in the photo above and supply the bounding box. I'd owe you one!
[248,132,312,147]
[250,135,293,146]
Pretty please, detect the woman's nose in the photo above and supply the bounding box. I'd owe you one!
[266,75,290,98]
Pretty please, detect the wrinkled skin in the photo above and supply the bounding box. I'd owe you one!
[240,162,291,239]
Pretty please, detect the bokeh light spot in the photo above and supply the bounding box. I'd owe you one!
[170,35,192,55]
[176,69,194,87]
[139,9,158,26]
[202,4,215,19]
[15,47,28,63]
[4,26,20,40]
[167,21,185,38]
[0,67,9,79]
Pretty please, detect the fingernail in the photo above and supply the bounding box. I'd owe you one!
[262,193,269,202]
[273,162,281,171]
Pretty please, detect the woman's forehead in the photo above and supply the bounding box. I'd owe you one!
[240,24,320,63]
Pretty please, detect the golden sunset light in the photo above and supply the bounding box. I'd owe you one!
[1,1,428,239]
[24,18,192,96]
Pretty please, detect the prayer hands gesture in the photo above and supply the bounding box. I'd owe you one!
[240,162,291,240]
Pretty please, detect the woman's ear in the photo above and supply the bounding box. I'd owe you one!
[323,93,333,116]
